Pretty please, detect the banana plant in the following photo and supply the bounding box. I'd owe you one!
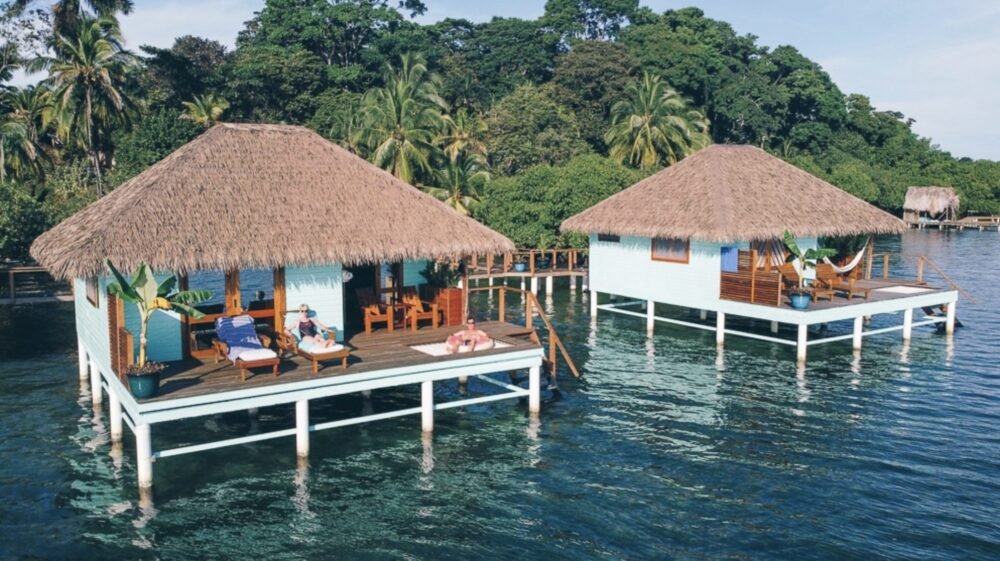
[105,259,212,368]
[783,230,837,290]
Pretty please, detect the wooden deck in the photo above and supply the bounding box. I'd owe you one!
[730,279,948,311]
[145,321,539,403]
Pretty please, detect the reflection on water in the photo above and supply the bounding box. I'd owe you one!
[1,231,999,560]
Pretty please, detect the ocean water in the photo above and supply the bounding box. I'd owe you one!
[1,231,997,560]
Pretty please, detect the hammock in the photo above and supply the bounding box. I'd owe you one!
[822,244,868,275]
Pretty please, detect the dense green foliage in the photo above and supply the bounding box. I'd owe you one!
[0,0,997,260]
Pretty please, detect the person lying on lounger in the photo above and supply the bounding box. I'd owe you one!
[446,317,493,354]
[285,304,338,349]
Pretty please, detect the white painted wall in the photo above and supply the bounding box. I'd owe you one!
[285,263,344,342]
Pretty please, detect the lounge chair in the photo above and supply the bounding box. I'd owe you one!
[356,287,393,334]
[276,314,350,373]
[401,286,441,331]
[814,263,875,300]
[778,263,835,302]
[213,315,280,381]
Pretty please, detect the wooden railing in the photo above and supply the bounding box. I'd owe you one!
[468,285,580,378]
[0,265,70,304]
[867,252,976,304]
[467,248,588,276]
[719,249,783,305]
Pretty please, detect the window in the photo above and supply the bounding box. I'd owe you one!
[651,237,689,263]
[597,233,620,243]
[85,277,99,307]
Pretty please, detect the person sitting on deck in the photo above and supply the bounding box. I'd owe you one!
[446,317,493,354]
[285,304,338,349]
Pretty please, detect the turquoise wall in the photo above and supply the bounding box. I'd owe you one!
[123,272,183,362]
[285,263,344,342]
[402,259,429,286]
[74,277,111,369]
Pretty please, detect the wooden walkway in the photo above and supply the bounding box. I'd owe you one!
[146,321,538,403]
[725,280,948,311]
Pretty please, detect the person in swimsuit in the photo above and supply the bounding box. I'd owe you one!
[446,317,492,354]
[285,304,337,349]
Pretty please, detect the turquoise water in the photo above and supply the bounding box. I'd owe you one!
[1,231,998,560]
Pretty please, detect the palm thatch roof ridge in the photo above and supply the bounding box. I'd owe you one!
[903,186,959,215]
[32,123,514,279]
[561,144,905,242]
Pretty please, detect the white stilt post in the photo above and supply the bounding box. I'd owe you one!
[488,277,494,287]
[530,276,539,294]
[545,275,553,294]
[699,309,708,321]
[421,380,433,433]
[109,391,123,442]
[135,423,153,489]
[852,316,864,351]
[77,341,89,380]
[362,389,372,399]
[771,321,779,334]
[796,324,808,364]
[646,300,655,336]
[902,308,913,341]
[89,360,102,406]
[520,278,526,291]
[715,312,725,346]
[569,276,576,292]
[528,365,541,414]
[581,275,588,291]
[295,399,309,458]
[945,302,956,335]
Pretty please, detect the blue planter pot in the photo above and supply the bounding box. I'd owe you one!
[789,293,811,310]
[535,258,551,270]
[514,263,527,272]
[128,373,160,399]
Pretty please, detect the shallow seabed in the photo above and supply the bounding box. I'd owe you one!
[1,231,998,560]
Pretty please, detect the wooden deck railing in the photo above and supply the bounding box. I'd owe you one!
[468,285,580,378]
[467,248,588,276]
[0,265,70,304]
[719,249,783,305]
[867,252,976,304]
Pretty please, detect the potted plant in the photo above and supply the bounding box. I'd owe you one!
[106,260,212,398]
[421,262,464,326]
[782,231,836,310]
[513,256,528,272]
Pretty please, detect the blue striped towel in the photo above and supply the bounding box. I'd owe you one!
[215,315,264,362]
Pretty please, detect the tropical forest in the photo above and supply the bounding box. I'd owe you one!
[1,0,998,260]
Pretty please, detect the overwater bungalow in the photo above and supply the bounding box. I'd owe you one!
[31,123,547,493]
[903,186,960,226]
[562,144,960,363]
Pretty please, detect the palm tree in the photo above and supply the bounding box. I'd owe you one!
[423,152,489,216]
[180,93,229,128]
[0,85,54,181]
[438,108,488,159]
[605,72,711,169]
[0,118,37,181]
[50,0,135,38]
[360,53,445,184]
[29,15,137,192]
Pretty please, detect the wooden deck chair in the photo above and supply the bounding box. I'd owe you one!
[401,286,441,331]
[356,287,393,334]
[276,318,350,373]
[212,315,280,381]
[778,263,836,302]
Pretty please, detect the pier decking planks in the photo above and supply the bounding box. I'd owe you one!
[146,321,539,403]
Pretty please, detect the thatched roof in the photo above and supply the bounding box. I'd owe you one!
[903,186,959,215]
[561,144,905,242]
[32,123,513,279]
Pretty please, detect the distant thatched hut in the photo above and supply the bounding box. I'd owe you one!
[903,186,959,224]
[32,123,514,364]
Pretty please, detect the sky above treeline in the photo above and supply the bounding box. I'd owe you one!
[105,0,998,160]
